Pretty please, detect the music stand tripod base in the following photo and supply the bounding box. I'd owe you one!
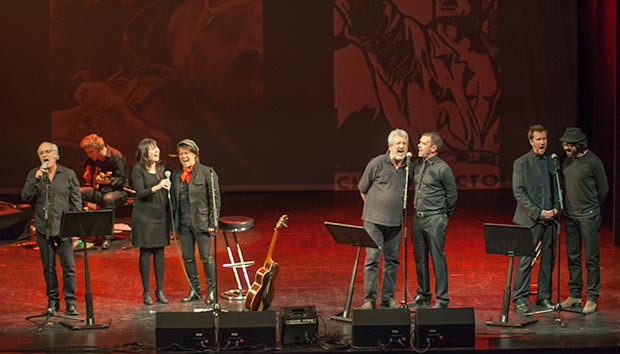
[60,319,111,330]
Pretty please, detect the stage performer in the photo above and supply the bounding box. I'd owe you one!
[131,138,171,305]
[558,128,608,314]
[170,139,221,306]
[22,142,82,316]
[409,132,457,309]
[79,133,128,249]
[511,124,559,313]
[358,128,411,309]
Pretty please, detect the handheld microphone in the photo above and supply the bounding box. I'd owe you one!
[164,170,172,195]
[41,161,48,172]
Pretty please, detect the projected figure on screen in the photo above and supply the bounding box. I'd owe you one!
[335,0,500,166]
[50,0,264,182]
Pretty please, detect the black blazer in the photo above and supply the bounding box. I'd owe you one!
[171,163,221,233]
[512,150,559,227]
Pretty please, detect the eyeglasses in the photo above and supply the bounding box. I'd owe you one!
[37,149,57,156]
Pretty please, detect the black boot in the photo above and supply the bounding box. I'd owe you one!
[205,260,217,306]
[182,289,202,303]
[155,289,169,304]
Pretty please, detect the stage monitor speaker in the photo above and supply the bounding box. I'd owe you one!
[218,310,276,349]
[280,305,318,345]
[155,311,215,352]
[415,307,475,349]
[352,308,411,348]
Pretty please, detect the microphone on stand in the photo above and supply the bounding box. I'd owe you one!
[551,153,560,172]
[405,151,413,164]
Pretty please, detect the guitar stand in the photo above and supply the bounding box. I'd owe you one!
[219,216,255,301]
[324,222,378,323]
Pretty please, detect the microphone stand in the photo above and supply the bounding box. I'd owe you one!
[526,157,583,323]
[400,155,411,306]
[209,169,220,313]
[26,169,81,331]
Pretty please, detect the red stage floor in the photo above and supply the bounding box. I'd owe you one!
[0,191,619,353]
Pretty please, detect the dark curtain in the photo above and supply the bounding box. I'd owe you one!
[577,0,619,246]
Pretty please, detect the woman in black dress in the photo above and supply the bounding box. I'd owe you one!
[131,138,171,305]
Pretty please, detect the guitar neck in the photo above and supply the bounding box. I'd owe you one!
[264,229,280,264]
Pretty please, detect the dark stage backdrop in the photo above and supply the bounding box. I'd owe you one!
[0,0,576,192]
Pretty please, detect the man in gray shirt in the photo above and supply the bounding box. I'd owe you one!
[558,128,608,314]
[358,129,410,309]
[409,132,457,309]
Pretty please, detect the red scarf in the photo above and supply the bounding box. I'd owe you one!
[180,166,194,183]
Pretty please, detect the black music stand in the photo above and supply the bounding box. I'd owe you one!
[324,221,378,323]
[59,209,113,330]
[484,223,538,328]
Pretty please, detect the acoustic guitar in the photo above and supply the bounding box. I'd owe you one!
[245,214,288,311]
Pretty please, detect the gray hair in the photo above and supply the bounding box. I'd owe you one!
[387,129,409,146]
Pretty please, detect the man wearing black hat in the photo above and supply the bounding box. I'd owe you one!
[558,128,608,314]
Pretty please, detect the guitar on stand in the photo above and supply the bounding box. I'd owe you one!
[245,214,288,311]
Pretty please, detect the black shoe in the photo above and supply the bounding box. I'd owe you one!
[155,289,169,304]
[182,289,202,303]
[409,295,430,308]
[380,298,400,309]
[49,301,60,313]
[65,304,79,316]
[514,301,529,313]
[433,301,448,309]
[205,290,216,306]
[536,299,554,310]
[143,292,153,305]
[102,240,112,250]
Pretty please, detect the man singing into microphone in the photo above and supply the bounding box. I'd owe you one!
[558,128,608,314]
[22,142,82,316]
[358,129,410,309]
[511,124,559,313]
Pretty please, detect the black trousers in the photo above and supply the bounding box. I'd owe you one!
[412,213,449,305]
[512,222,555,303]
[565,214,601,302]
[36,231,77,306]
